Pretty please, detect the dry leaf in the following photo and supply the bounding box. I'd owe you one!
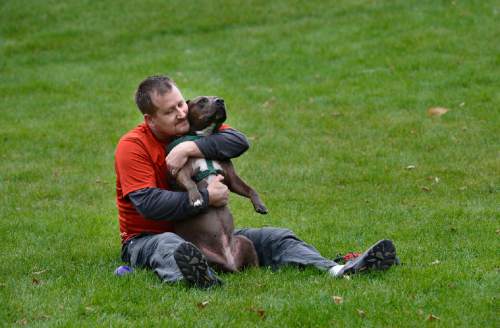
[496,229,500,235]
[459,102,465,107]
[32,269,48,275]
[357,309,366,317]
[421,186,431,192]
[431,260,440,265]
[197,301,210,309]
[248,307,266,319]
[332,296,343,304]
[406,165,416,170]
[85,306,94,313]
[16,319,28,326]
[32,278,41,285]
[427,314,440,321]
[427,107,449,117]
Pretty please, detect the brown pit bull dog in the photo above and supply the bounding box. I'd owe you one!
[168,96,267,273]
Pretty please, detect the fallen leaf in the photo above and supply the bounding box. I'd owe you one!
[343,275,351,281]
[427,107,449,117]
[332,296,343,304]
[459,102,465,107]
[32,278,41,285]
[85,306,94,313]
[248,307,266,319]
[357,309,366,317]
[426,314,440,321]
[431,260,440,265]
[16,318,28,326]
[197,301,210,309]
[406,165,416,170]
[421,186,431,192]
[496,229,500,235]
[32,269,48,275]
[417,309,424,316]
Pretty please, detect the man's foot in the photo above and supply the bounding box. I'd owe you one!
[330,239,397,278]
[174,242,222,289]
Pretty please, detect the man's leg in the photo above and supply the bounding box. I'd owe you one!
[121,232,221,288]
[234,227,397,277]
[234,227,337,271]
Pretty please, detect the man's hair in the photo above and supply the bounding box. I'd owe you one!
[135,75,176,115]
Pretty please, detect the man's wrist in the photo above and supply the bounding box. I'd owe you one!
[182,141,203,158]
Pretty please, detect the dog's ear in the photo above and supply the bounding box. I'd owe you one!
[186,99,191,105]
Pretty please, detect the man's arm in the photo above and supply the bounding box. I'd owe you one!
[129,174,229,220]
[129,188,209,221]
[194,128,249,160]
[167,128,249,176]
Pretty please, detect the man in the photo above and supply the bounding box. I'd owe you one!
[115,75,397,288]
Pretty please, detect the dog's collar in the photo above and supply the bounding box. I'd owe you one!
[194,123,217,137]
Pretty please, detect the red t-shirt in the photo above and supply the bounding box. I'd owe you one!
[115,121,230,244]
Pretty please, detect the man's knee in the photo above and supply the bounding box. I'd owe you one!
[265,227,298,242]
[153,232,186,255]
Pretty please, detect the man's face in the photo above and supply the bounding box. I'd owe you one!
[145,85,189,140]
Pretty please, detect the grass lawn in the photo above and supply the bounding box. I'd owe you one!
[1,0,498,326]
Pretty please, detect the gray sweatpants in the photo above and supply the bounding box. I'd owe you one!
[121,227,337,283]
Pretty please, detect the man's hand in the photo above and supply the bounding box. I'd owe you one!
[207,175,229,207]
[166,141,203,176]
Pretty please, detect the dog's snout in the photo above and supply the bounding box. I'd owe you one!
[215,98,225,106]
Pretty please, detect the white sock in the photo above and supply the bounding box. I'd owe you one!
[329,264,345,277]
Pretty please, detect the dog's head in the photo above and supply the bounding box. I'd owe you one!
[187,96,227,136]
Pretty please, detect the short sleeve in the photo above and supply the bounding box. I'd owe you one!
[115,138,158,197]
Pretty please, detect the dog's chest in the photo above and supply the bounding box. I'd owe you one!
[191,158,223,183]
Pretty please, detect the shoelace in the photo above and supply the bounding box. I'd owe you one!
[334,252,361,264]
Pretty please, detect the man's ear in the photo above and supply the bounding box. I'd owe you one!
[144,113,154,127]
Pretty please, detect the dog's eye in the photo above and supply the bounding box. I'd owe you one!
[199,98,208,105]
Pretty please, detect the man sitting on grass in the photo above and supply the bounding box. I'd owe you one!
[114,74,398,288]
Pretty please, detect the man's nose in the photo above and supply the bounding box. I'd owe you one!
[177,106,188,119]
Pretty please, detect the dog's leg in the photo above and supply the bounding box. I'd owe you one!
[176,165,204,208]
[234,235,259,270]
[220,161,268,214]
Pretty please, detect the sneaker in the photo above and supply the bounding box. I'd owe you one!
[174,242,222,289]
[331,239,397,277]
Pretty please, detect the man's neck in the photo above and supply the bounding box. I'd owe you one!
[146,122,170,143]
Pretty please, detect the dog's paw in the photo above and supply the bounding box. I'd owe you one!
[254,204,268,215]
[189,191,204,208]
[193,199,203,207]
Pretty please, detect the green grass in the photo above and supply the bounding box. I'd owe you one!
[1,0,499,326]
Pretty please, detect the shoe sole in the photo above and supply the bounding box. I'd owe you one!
[340,239,396,276]
[174,242,221,289]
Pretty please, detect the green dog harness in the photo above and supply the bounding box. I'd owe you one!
[166,135,224,182]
